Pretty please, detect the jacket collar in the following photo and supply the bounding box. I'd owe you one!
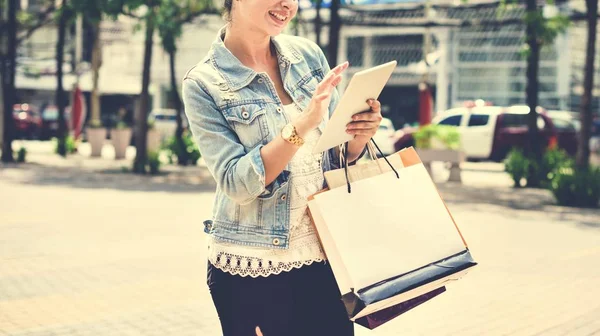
[211,26,303,91]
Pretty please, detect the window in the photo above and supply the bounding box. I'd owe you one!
[347,37,364,67]
[500,114,528,127]
[468,114,490,127]
[551,118,575,131]
[439,115,462,126]
[500,114,548,129]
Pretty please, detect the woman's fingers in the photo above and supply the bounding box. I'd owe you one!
[331,61,349,75]
[316,62,348,95]
[347,121,379,130]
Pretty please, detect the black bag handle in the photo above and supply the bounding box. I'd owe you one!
[341,139,400,194]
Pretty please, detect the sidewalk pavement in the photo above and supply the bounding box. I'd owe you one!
[1,141,599,336]
[6,141,598,223]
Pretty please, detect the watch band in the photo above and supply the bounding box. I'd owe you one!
[282,123,305,146]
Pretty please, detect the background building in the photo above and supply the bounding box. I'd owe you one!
[14,0,600,130]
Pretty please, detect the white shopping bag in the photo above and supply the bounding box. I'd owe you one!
[308,146,476,324]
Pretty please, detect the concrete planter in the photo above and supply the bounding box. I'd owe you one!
[86,127,107,157]
[416,148,465,183]
[111,128,132,159]
[147,128,161,153]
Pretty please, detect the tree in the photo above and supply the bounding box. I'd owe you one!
[576,0,598,169]
[156,0,215,166]
[1,0,18,162]
[520,1,568,187]
[111,0,161,173]
[1,0,56,162]
[89,19,102,129]
[55,0,74,157]
[314,0,323,48]
[71,0,121,130]
[327,0,341,66]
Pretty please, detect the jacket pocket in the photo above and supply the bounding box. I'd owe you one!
[223,103,269,149]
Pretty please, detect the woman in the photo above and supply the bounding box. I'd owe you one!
[182,0,383,334]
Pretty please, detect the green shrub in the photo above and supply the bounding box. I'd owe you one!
[116,121,130,129]
[505,148,573,188]
[538,149,573,187]
[162,131,201,165]
[15,147,27,163]
[52,135,77,154]
[505,148,530,187]
[88,119,103,128]
[147,151,161,175]
[550,166,600,208]
[413,124,461,150]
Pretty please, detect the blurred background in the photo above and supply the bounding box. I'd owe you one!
[0,0,599,335]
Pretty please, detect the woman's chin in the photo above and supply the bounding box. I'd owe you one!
[265,21,289,36]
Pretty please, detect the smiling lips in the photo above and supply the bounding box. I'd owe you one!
[269,11,288,22]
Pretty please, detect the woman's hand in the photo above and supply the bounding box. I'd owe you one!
[346,99,383,143]
[294,61,349,137]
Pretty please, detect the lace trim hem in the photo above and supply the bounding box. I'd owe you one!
[209,252,326,278]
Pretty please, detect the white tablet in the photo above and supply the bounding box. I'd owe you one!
[313,61,397,154]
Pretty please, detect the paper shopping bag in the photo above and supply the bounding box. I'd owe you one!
[307,146,477,329]
[354,286,446,329]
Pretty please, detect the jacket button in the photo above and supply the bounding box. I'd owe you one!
[241,111,250,119]
[281,194,287,201]
[257,78,264,84]
[276,107,283,113]
[273,238,281,246]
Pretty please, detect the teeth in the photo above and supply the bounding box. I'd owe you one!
[269,11,287,21]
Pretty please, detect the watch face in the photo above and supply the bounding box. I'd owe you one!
[282,124,293,138]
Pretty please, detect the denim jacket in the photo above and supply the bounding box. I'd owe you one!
[182,28,349,249]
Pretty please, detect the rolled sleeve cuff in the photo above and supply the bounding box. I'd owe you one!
[246,144,267,197]
[246,144,290,199]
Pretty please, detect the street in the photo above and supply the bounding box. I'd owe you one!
[1,155,600,336]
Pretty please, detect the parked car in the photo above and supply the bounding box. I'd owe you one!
[12,103,42,139]
[394,105,575,161]
[40,105,71,140]
[547,110,581,131]
[371,117,396,156]
[546,110,580,156]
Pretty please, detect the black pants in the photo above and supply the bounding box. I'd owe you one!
[207,261,355,336]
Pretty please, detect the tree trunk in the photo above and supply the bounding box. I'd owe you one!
[315,0,322,48]
[90,20,102,125]
[169,49,188,166]
[55,2,69,157]
[1,0,18,163]
[576,0,598,169]
[133,16,155,174]
[524,0,542,187]
[327,0,341,66]
[0,1,4,157]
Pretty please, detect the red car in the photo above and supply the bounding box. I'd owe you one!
[394,105,578,162]
[12,104,42,139]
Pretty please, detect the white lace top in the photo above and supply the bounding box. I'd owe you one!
[207,103,327,278]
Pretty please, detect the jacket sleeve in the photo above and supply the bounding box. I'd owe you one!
[182,77,285,205]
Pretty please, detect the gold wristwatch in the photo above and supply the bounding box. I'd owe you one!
[281,123,305,146]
